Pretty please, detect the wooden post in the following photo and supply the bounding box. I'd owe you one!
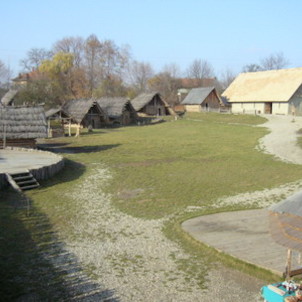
[285,249,292,280]
[68,119,71,137]
[3,122,6,149]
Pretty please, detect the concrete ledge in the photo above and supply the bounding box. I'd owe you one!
[0,147,64,189]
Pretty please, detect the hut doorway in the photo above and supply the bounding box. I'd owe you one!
[158,108,162,116]
[265,102,272,114]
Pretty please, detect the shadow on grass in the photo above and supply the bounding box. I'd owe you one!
[38,143,121,154]
[0,190,120,301]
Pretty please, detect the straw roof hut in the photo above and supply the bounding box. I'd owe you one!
[269,191,302,278]
[96,97,137,125]
[181,87,222,112]
[62,98,107,129]
[131,92,175,116]
[0,106,47,148]
[222,67,302,115]
[0,89,18,106]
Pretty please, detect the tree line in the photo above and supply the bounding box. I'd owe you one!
[0,34,290,108]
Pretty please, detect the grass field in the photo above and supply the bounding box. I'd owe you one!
[2,112,302,299]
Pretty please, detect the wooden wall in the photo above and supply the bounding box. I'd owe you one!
[0,139,36,149]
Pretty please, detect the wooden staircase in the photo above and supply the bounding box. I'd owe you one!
[6,171,40,191]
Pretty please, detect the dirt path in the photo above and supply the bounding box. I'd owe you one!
[258,115,302,164]
[47,115,302,301]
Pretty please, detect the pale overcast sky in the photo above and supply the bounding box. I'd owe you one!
[1,0,302,77]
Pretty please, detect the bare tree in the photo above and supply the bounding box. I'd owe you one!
[242,63,263,73]
[219,68,236,91]
[20,48,53,71]
[261,52,289,70]
[53,36,85,68]
[0,60,12,89]
[128,60,154,93]
[84,34,102,95]
[187,59,215,79]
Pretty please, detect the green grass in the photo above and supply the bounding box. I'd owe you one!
[2,112,302,297]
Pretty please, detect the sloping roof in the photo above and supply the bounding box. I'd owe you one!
[181,87,218,105]
[45,107,62,118]
[0,89,18,106]
[0,106,47,139]
[96,97,135,118]
[222,67,302,103]
[62,98,104,123]
[131,92,162,111]
[269,191,302,251]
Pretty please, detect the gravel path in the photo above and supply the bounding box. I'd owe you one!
[49,115,302,301]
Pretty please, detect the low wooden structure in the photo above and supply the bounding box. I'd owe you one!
[0,106,47,148]
[97,97,137,125]
[180,87,222,112]
[62,98,107,130]
[131,92,175,116]
[269,191,302,279]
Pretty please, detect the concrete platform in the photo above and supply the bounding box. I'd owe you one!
[0,148,64,188]
[182,209,293,275]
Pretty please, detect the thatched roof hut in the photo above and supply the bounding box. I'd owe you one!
[62,98,107,128]
[96,97,137,125]
[222,67,302,115]
[0,106,47,148]
[269,191,302,278]
[0,89,18,106]
[131,92,175,116]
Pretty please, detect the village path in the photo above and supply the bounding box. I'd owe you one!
[183,114,302,278]
[258,114,302,164]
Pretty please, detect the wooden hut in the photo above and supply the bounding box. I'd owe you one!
[131,92,174,116]
[0,106,47,149]
[180,87,222,112]
[96,97,137,126]
[62,98,107,129]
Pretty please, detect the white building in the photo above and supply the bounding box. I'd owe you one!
[222,68,302,116]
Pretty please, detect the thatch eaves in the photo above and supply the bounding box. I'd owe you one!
[131,92,162,111]
[222,67,302,103]
[181,87,220,105]
[0,89,18,106]
[96,97,135,118]
[0,106,47,139]
[62,98,105,124]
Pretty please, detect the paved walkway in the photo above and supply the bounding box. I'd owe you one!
[182,209,291,275]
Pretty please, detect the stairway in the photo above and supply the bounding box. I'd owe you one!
[6,171,40,191]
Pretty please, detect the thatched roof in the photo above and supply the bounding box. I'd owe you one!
[131,92,163,111]
[181,87,220,105]
[222,67,302,103]
[45,107,62,118]
[0,106,47,139]
[269,191,302,251]
[62,98,104,123]
[0,89,18,106]
[96,97,136,118]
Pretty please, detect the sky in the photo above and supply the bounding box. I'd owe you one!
[1,0,302,78]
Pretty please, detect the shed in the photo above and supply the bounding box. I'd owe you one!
[62,98,107,129]
[131,92,174,116]
[222,67,302,115]
[180,87,222,112]
[96,97,137,125]
[0,106,47,149]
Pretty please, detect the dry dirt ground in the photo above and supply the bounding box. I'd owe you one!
[44,115,302,301]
